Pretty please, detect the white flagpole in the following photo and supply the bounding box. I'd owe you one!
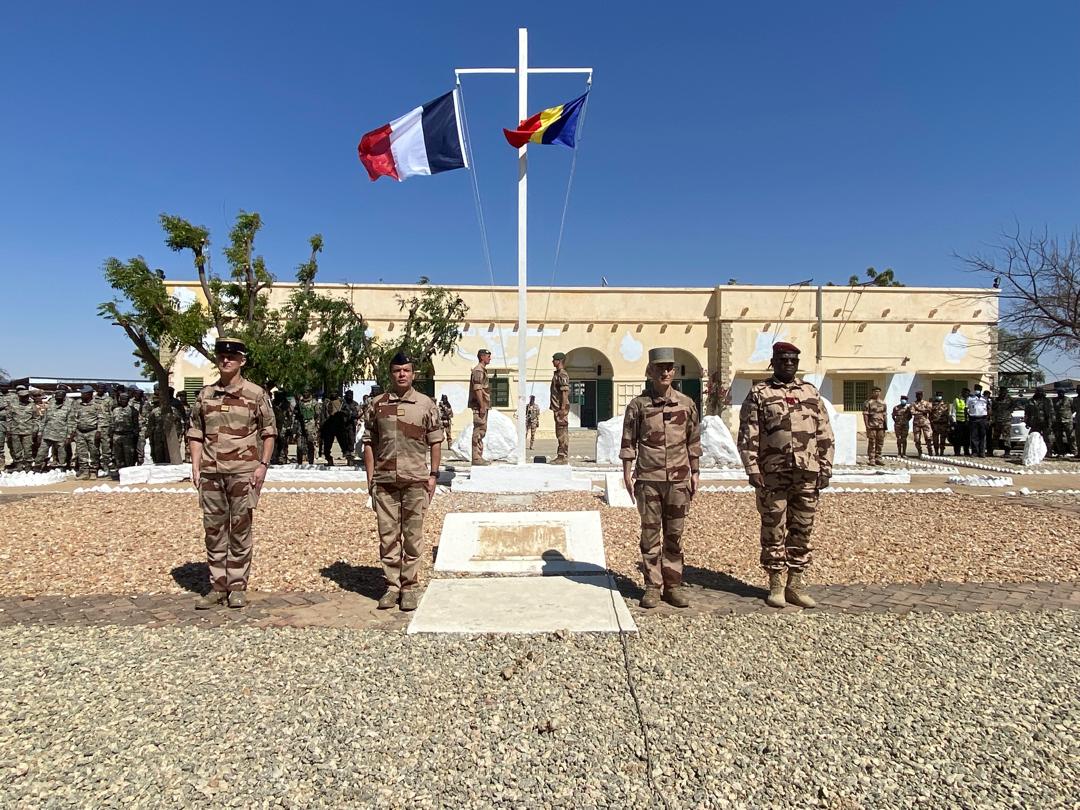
[516,27,529,465]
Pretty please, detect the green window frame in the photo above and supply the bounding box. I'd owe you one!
[842,380,872,412]
[183,376,204,405]
[490,374,510,408]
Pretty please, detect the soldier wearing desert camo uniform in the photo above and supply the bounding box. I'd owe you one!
[862,387,887,466]
[549,352,571,463]
[525,395,540,451]
[930,393,950,456]
[363,351,443,612]
[187,337,277,610]
[620,347,701,609]
[891,395,912,457]
[468,349,492,465]
[738,341,834,609]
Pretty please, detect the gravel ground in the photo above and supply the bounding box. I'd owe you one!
[1,491,1078,597]
[0,611,1075,808]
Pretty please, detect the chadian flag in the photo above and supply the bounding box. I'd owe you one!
[358,90,468,182]
[503,91,588,149]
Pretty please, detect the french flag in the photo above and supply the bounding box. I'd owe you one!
[358,90,468,182]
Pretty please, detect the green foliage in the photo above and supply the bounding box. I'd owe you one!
[847,267,904,287]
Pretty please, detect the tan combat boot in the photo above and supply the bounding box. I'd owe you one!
[195,591,227,610]
[227,591,247,609]
[639,587,661,609]
[784,570,817,608]
[663,586,689,608]
[399,590,420,612]
[765,571,787,608]
[377,589,400,610]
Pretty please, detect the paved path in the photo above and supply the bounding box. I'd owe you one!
[2,580,1076,630]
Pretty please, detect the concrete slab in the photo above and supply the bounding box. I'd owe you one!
[604,472,634,507]
[434,511,606,574]
[407,575,637,635]
[453,464,593,493]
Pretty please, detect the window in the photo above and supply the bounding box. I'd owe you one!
[490,373,510,408]
[842,380,872,412]
[184,377,204,405]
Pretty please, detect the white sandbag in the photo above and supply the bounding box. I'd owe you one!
[1022,431,1047,466]
[450,409,518,461]
[700,415,740,467]
[594,415,623,464]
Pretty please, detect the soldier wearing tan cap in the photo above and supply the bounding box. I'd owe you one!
[550,352,571,463]
[187,337,277,609]
[620,347,701,609]
[468,349,492,465]
[363,351,444,611]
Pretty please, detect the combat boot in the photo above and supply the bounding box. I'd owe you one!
[663,586,689,608]
[472,458,490,467]
[784,570,817,609]
[639,587,661,609]
[377,589,400,610]
[399,590,420,612]
[195,591,227,610]
[227,591,247,609]
[765,570,787,608]
[550,457,569,465]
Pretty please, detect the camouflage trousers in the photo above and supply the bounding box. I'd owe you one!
[1052,424,1076,456]
[442,421,453,446]
[10,434,33,471]
[73,430,99,478]
[372,482,428,591]
[34,438,68,470]
[554,412,569,459]
[112,433,136,471]
[932,424,950,454]
[894,427,909,455]
[297,428,317,465]
[526,426,536,449]
[0,426,5,468]
[755,469,819,572]
[199,474,255,592]
[866,428,885,462]
[471,410,487,463]
[911,423,932,453]
[634,480,691,588]
[98,433,113,474]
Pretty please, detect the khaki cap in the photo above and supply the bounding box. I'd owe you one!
[648,347,675,363]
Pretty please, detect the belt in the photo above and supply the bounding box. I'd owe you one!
[969,415,988,420]
[77,427,97,432]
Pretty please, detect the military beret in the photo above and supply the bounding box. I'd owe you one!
[214,336,247,355]
[80,385,93,394]
[772,341,800,355]
[15,384,28,393]
[389,350,413,367]
[56,384,69,393]
[648,347,675,363]
[29,387,42,395]
[552,352,566,361]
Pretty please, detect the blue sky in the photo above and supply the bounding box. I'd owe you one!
[2,1,1078,379]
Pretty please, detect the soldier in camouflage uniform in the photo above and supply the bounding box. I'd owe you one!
[0,389,8,470]
[30,388,47,461]
[7,385,39,471]
[909,391,933,457]
[620,347,701,609]
[438,394,454,447]
[188,338,277,610]
[272,392,290,464]
[1024,389,1054,447]
[862,387,887,465]
[34,385,74,472]
[738,342,834,609]
[550,352,571,463]
[295,392,318,465]
[131,388,147,465]
[525,395,540,450]
[930,393,951,456]
[93,384,114,475]
[343,391,361,461]
[469,349,492,465]
[71,385,106,479]
[891,395,912,457]
[109,390,141,477]
[363,351,443,612]
[990,388,1015,457]
[1051,387,1076,457]
[1074,384,1080,459]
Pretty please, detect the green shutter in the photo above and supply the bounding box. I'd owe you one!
[596,379,613,422]
[490,375,509,408]
[184,376,204,404]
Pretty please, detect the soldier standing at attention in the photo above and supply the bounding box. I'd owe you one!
[438,394,454,447]
[949,388,970,456]
[109,390,140,478]
[71,385,106,480]
[295,392,318,465]
[0,389,7,470]
[342,391,361,461]
[1051,387,1076,457]
[1073,384,1080,459]
[862,387,887,465]
[363,352,443,612]
[34,385,73,472]
[620,347,701,609]
[891,395,912,457]
[1024,389,1054,447]
[909,392,933,457]
[738,342,834,609]
[8,385,39,472]
[525,395,540,451]
[990,388,1015,457]
[469,349,492,466]
[188,338,277,610]
[965,385,991,458]
[930,393,951,456]
[550,352,571,464]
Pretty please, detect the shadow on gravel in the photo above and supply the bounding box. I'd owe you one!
[320,562,384,599]
[683,565,766,599]
[170,562,209,594]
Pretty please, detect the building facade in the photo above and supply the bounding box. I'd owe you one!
[164,281,998,435]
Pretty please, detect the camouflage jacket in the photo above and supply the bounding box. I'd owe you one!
[930,401,950,426]
[891,403,912,429]
[187,375,277,475]
[910,400,932,428]
[469,364,490,412]
[439,401,454,427]
[71,399,106,433]
[296,400,317,435]
[738,377,834,477]
[362,387,443,485]
[863,398,887,430]
[525,403,540,428]
[110,405,140,436]
[549,369,569,414]
[620,385,701,482]
[40,399,74,441]
[6,399,40,436]
[1024,398,1054,431]
[991,396,1015,426]
[1053,397,1073,425]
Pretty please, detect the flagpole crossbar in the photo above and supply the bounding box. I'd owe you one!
[455,68,592,76]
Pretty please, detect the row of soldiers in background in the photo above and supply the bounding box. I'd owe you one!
[267,389,459,467]
[0,383,189,477]
[863,384,1080,462]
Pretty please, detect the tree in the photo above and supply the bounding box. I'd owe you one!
[959,226,1080,359]
[846,267,904,287]
[997,328,1045,388]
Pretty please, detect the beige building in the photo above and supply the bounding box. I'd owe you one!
[165,281,998,435]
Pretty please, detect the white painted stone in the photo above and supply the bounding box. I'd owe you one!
[450,408,518,462]
[407,575,637,635]
[0,469,74,487]
[594,415,623,464]
[1023,431,1047,466]
[604,472,634,507]
[700,415,740,467]
[830,412,858,467]
[454,464,592,493]
[434,511,606,574]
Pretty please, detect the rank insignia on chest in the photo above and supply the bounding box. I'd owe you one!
[785,397,798,406]
[220,405,231,413]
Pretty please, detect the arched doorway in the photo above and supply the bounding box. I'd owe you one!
[672,349,704,411]
[563,347,614,428]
